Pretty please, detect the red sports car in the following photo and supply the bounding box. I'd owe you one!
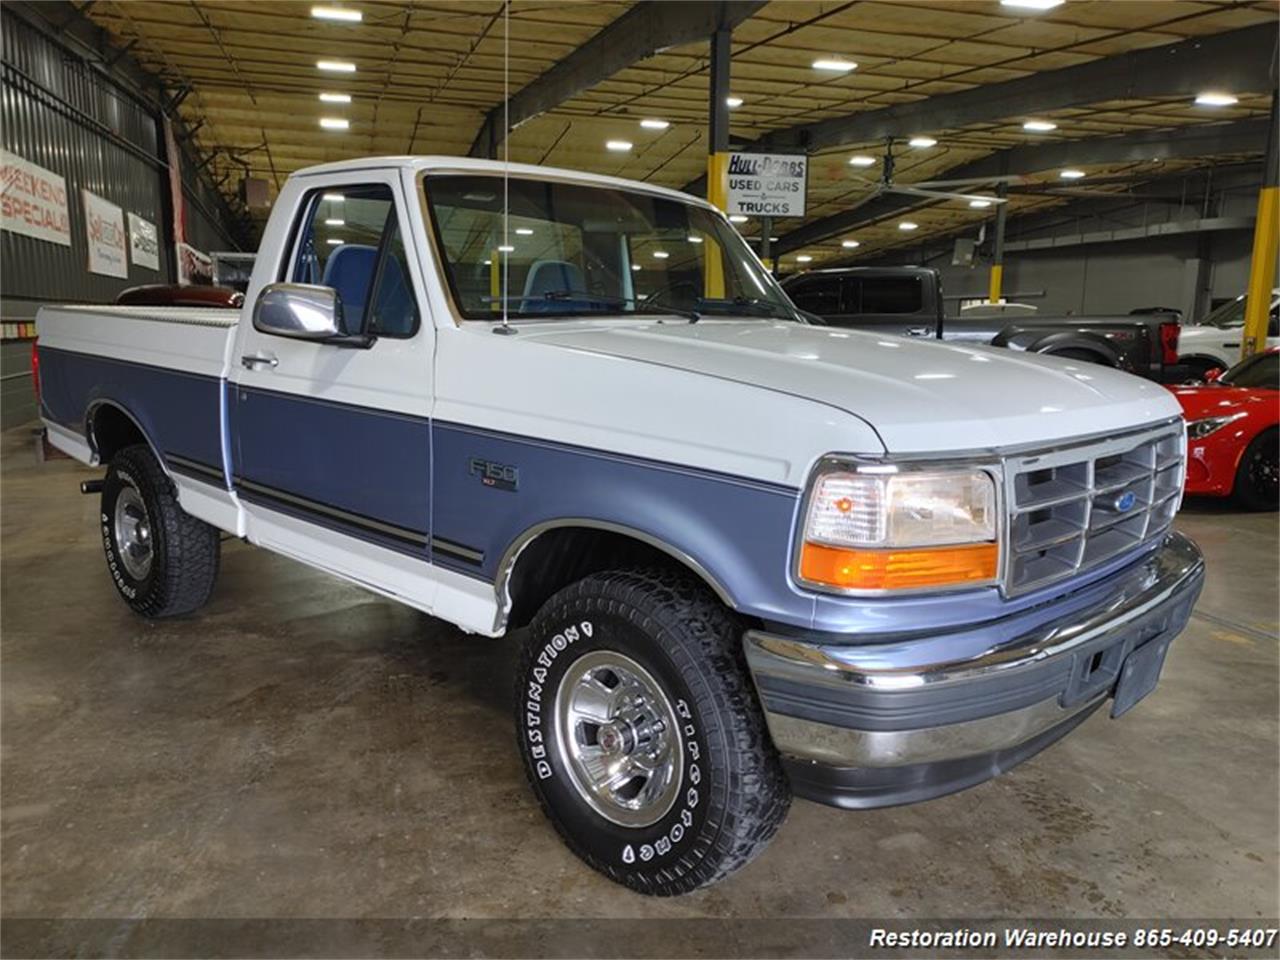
[1169,350,1278,509]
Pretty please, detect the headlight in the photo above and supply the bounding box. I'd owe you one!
[797,463,999,592]
[1186,413,1245,440]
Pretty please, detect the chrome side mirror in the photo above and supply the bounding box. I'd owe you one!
[252,283,371,347]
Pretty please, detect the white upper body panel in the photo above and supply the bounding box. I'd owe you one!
[36,305,237,379]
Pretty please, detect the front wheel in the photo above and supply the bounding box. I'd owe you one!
[515,569,790,895]
[1233,428,1279,511]
[101,444,221,617]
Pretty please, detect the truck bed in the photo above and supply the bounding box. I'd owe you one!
[36,304,238,475]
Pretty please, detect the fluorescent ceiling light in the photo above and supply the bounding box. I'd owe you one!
[319,117,349,130]
[1060,169,1086,180]
[908,136,937,148]
[514,227,533,235]
[482,259,492,266]
[317,60,356,73]
[687,235,703,243]
[606,139,633,151]
[848,155,876,167]
[728,214,748,223]
[312,6,362,21]
[631,264,642,271]
[770,236,779,242]
[968,198,993,208]
[726,96,743,108]
[796,255,813,262]
[324,218,345,226]
[652,251,669,259]
[1023,120,1057,132]
[640,119,670,130]
[1000,0,1064,9]
[497,245,515,253]
[1195,92,1238,107]
[323,193,344,202]
[841,239,860,248]
[319,92,351,104]
[812,59,856,72]
[326,238,343,245]
[898,221,919,231]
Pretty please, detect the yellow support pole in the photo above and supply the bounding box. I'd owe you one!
[705,152,728,299]
[1241,184,1278,359]
[1241,95,1278,360]
[988,264,1004,304]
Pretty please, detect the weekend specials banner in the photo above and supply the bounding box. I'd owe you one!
[0,149,72,247]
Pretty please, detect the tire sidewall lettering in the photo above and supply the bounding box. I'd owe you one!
[520,612,708,868]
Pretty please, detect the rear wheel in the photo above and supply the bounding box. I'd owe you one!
[1233,428,1279,511]
[514,568,790,895]
[101,444,221,617]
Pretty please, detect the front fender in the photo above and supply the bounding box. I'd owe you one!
[430,422,811,627]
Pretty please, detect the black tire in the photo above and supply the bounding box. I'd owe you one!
[101,444,221,617]
[1233,428,1279,511]
[515,568,790,895]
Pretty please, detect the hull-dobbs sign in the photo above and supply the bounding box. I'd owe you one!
[726,152,807,218]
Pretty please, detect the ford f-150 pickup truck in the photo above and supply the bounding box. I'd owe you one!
[783,265,1186,382]
[36,156,1204,896]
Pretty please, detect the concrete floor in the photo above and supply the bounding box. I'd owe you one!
[2,423,1277,951]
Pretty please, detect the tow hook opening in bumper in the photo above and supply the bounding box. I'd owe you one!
[744,531,1205,809]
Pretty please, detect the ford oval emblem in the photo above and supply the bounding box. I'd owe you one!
[1114,491,1137,512]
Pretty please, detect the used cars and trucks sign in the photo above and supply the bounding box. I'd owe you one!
[726,152,807,218]
[0,149,71,246]
[83,189,128,279]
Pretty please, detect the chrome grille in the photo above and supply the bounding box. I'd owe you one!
[1004,421,1185,595]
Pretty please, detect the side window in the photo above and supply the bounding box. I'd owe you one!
[285,184,418,338]
[788,277,841,315]
[858,276,924,314]
[367,220,417,336]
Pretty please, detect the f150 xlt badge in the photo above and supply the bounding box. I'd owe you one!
[469,457,519,492]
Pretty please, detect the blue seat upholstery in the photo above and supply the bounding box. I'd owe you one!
[321,244,379,331]
[520,259,589,313]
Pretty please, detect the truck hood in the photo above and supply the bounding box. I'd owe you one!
[522,320,1181,453]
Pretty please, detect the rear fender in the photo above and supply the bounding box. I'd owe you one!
[992,327,1122,367]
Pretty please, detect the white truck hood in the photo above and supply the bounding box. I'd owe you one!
[523,320,1182,453]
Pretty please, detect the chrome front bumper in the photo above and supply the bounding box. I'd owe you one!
[744,532,1205,808]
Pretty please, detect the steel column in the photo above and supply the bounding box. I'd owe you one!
[989,174,1009,303]
[706,27,731,212]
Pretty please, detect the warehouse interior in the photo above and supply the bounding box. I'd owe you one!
[1,1,1277,955]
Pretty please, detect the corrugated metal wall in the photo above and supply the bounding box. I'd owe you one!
[1,7,175,303]
[0,6,246,426]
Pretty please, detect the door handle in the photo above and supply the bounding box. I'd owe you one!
[240,353,278,369]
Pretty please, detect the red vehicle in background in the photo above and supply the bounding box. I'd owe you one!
[1169,349,1279,510]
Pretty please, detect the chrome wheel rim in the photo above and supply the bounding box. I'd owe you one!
[113,484,153,580]
[554,650,682,828]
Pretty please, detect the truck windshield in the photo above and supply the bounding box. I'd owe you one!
[423,174,798,322]
[1202,295,1247,329]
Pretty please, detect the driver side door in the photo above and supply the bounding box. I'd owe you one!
[230,173,437,610]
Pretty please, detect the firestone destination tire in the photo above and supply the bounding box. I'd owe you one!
[515,568,791,895]
[100,444,221,618]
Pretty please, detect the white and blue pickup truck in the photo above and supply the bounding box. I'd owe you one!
[37,156,1205,895]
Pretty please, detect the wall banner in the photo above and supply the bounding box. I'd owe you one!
[0,149,71,246]
[128,212,160,271]
[83,189,128,278]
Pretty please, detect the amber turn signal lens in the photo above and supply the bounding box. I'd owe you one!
[800,541,999,591]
